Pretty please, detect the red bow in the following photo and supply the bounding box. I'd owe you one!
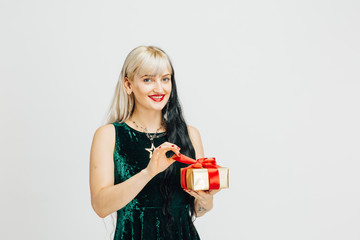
[172,153,221,190]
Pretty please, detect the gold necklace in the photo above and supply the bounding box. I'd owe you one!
[130,117,167,159]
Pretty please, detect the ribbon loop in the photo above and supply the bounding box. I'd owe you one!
[172,153,221,190]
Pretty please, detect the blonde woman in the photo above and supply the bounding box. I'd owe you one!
[90,46,218,239]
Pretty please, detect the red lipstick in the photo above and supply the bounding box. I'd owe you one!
[148,94,165,102]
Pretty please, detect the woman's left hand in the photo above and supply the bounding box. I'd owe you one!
[184,189,221,216]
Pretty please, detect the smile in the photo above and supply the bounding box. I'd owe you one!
[148,95,165,102]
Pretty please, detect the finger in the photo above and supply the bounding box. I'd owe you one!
[196,190,212,198]
[159,141,181,149]
[158,142,181,150]
[183,189,196,197]
[183,189,200,199]
[167,157,176,164]
[157,142,181,155]
[186,190,207,201]
[209,189,221,195]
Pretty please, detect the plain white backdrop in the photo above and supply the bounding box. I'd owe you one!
[1,0,359,239]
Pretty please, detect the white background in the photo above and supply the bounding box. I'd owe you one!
[1,0,359,239]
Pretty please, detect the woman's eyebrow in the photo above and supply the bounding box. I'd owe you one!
[140,73,171,78]
[140,74,155,78]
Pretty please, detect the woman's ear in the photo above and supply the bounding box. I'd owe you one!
[124,77,132,95]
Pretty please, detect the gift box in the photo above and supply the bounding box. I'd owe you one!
[183,167,229,191]
[172,153,229,191]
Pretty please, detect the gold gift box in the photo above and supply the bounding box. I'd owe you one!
[182,167,229,191]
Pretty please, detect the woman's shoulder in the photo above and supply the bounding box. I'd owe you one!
[186,125,204,158]
[186,124,200,138]
[92,122,133,148]
[93,123,116,142]
[91,124,116,159]
[99,123,115,129]
[94,121,129,136]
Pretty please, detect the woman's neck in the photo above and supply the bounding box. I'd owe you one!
[128,107,165,133]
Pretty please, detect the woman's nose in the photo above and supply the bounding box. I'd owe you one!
[153,78,164,92]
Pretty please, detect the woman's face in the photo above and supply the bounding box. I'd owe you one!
[126,67,172,112]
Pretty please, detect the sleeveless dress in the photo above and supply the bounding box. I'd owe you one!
[111,122,201,240]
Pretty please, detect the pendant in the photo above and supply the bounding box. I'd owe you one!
[145,142,155,159]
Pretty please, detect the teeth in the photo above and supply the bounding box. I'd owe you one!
[151,96,163,99]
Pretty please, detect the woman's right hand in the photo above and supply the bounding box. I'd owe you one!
[144,142,181,178]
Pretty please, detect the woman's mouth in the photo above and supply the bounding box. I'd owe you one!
[148,94,165,102]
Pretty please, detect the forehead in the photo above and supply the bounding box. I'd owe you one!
[135,55,172,77]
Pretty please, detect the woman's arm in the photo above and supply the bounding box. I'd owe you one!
[188,190,219,217]
[89,124,178,218]
[187,125,219,217]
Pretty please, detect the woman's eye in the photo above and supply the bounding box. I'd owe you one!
[163,78,170,82]
[143,78,151,83]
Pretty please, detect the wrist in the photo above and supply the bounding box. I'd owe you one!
[141,168,156,179]
[195,198,213,212]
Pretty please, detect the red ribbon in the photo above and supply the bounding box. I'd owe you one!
[172,153,221,190]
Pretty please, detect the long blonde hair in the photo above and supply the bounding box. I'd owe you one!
[103,45,173,124]
[101,45,175,239]
[102,46,198,239]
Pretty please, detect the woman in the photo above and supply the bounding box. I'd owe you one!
[90,45,219,240]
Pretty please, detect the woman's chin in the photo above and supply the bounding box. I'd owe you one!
[147,101,168,110]
[145,104,166,112]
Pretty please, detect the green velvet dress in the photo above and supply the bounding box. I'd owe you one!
[112,122,201,240]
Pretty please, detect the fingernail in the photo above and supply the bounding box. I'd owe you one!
[177,146,180,149]
[159,146,162,149]
[171,145,174,147]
